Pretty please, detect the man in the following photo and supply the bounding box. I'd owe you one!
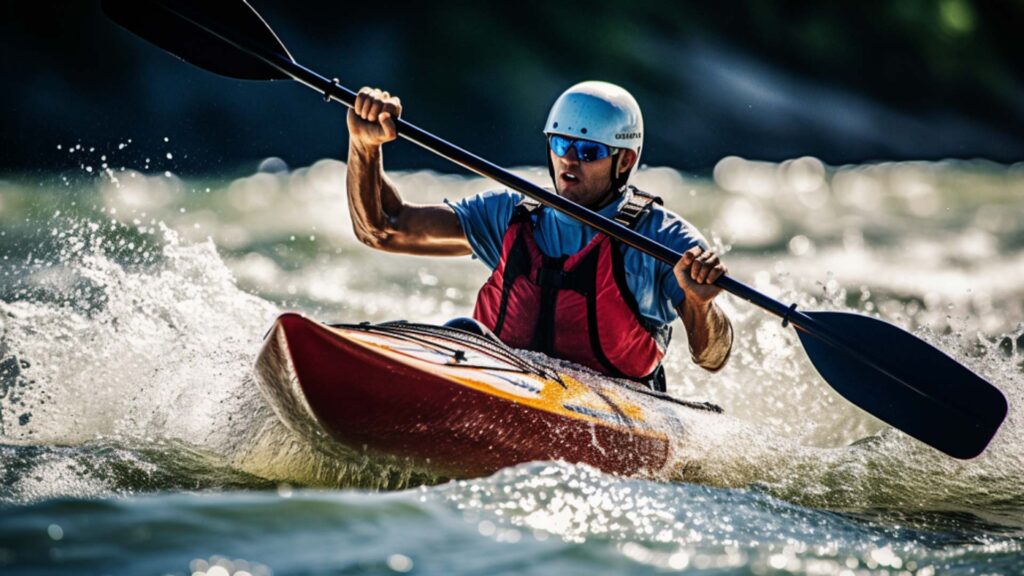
[345,81,732,391]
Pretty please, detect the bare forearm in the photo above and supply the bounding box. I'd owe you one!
[346,142,404,246]
[344,141,471,256]
[679,299,733,371]
[343,88,470,255]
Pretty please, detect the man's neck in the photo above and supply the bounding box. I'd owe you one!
[586,186,623,212]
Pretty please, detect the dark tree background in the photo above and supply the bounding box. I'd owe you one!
[2,1,1022,175]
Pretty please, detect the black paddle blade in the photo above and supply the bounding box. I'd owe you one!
[103,0,292,80]
[796,311,1007,459]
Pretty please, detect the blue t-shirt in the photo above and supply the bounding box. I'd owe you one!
[445,189,707,325]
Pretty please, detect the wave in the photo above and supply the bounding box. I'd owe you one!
[0,164,1020,523]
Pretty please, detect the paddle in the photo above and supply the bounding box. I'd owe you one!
[102,0,1007,459]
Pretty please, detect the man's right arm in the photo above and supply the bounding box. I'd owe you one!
[672,247,733,372]
[346,87,471,256]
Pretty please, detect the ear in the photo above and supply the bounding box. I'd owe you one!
[616,149,637,176]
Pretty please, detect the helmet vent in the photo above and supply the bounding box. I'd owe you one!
[581,128,588,134]
[553,122,559,128]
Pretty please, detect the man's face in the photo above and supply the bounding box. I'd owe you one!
[550,144,634,208]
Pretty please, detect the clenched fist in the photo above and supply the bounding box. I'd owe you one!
[347,87,402,150]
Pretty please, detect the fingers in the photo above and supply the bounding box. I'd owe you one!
[673,247,698,285]
[355,87,372,117]
[379,112,397,140]
[354,87,402,123]
[679,246,699,267]
[349,87,402,147]
[367,98,384,122]
[694,251,715,283]
[707,259,727,283]
[674,247,727,285]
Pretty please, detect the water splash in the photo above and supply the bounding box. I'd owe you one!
[0,216,430,499]
[436,461,1023,574]
[0,159,1021,520]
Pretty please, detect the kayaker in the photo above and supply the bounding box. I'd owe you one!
[345,81,732,391]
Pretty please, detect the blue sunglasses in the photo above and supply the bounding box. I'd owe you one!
[548,135,618,163]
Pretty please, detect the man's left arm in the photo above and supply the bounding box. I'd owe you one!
[673,247,733,371]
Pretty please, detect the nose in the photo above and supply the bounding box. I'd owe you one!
[557,145,580,165]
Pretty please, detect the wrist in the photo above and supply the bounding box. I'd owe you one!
[349,140,381,162]
[683,293,714,314]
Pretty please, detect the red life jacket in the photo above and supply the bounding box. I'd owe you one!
[472,189,671,384]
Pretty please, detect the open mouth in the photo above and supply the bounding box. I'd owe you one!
[560,172,580,185]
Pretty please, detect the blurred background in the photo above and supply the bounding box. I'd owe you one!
[2,6,1024,574]
[2,0,1023,175]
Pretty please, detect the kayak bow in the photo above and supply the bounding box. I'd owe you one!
[253,313,706,478]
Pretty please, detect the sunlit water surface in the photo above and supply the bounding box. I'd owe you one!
[0,151,1022,574]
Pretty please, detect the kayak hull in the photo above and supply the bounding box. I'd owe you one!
[254,313,679,478]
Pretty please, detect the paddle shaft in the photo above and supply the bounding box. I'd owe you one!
[292,65,946,401]
[193,12,935,395]
[260,56,859,331]
[186,21,777,298]
[162,9,943,404]
[202,22,900,369]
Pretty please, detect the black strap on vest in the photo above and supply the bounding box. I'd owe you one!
[613,186,662,228]
[511,186,660,227]
[491,231,533,337]
[532,255,570,353]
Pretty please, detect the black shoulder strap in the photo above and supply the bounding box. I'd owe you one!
[613,186,662,230]
[511,197,542,222]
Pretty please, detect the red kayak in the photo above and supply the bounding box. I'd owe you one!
[254,313,719,479]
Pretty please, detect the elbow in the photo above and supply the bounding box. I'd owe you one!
[353,224,394,251]
[693,344,732,372]
[350,202,407,252]
[350,213,385,248]
[696,351,730,373]
[352,219,406,252]
[692,315,734,372]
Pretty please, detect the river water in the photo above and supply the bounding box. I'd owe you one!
[0,149,1022,575]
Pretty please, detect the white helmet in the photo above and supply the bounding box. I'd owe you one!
[543,81,644,181]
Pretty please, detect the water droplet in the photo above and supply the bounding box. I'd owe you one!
[386,554,413,573]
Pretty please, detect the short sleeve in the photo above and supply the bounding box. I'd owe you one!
[649,209,709,309]
[444,189,523,270]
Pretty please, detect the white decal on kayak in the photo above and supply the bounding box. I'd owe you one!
[477,371,542,398]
